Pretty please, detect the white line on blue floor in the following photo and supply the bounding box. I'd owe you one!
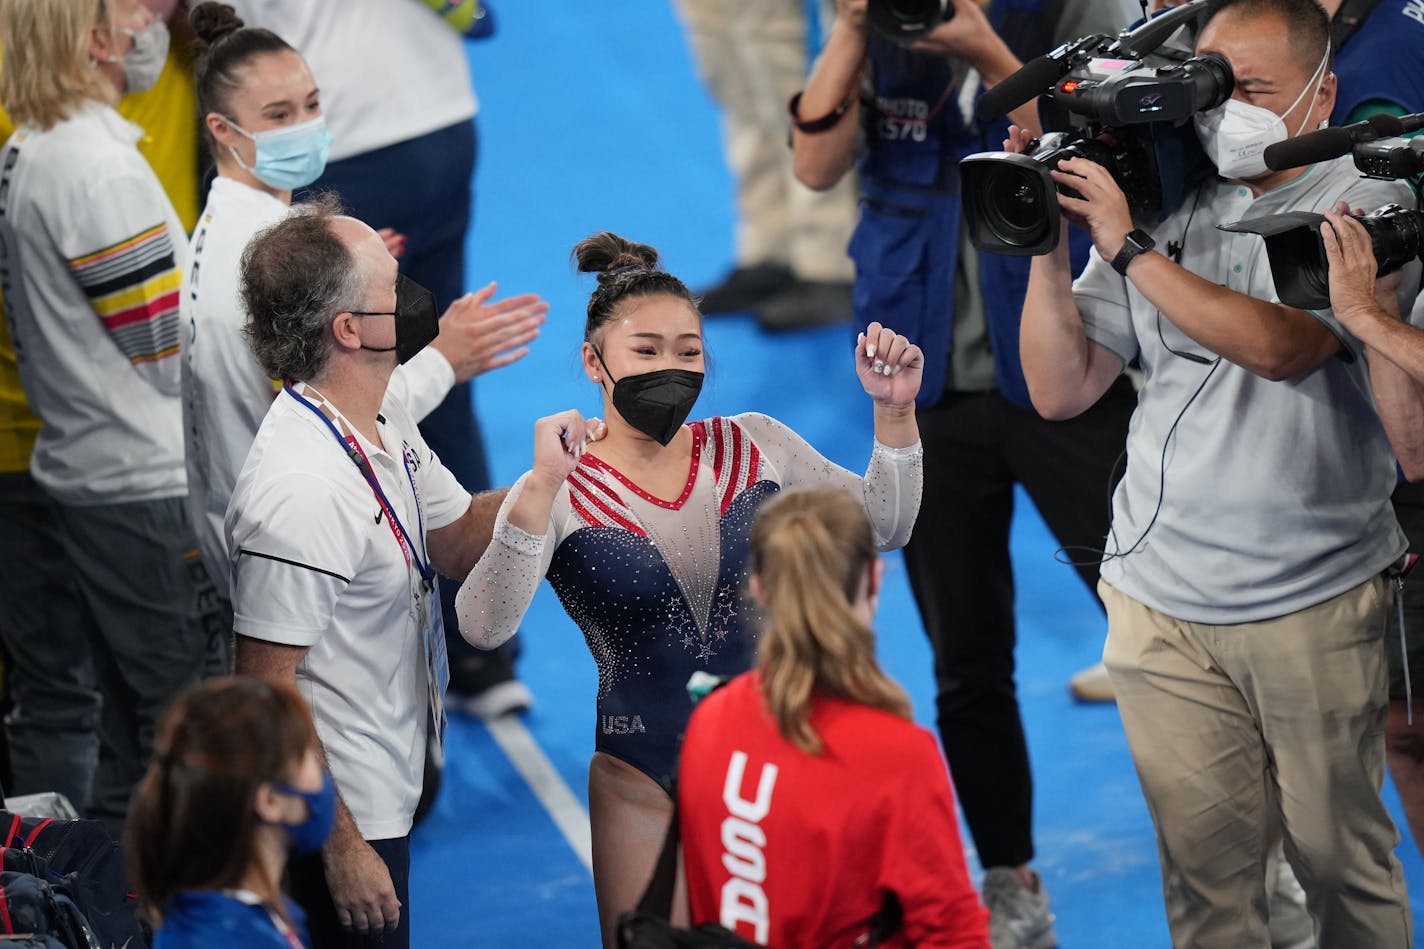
[485,716,594,873]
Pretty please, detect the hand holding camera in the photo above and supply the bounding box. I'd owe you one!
[904,0,990,61]
[1004,125,1136,261]
[961,0,1231,256]
[836,0,869,36]
[1322,208,1406,331]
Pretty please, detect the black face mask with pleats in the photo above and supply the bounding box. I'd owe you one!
[355,273,440,364]
[594,349,704,446]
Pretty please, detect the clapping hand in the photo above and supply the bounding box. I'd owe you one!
[433,282,548,382]
[856,322,924,408]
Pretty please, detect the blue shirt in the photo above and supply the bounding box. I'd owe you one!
[1331,0,1424,123]
[155,891,310,949]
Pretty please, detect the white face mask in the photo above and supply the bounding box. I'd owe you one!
[117,18,170,94]
[1193,42,1330,180]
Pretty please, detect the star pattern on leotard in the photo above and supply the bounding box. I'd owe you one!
[712,587,738,627]
[695,641,717,662]
[668,595,704,655]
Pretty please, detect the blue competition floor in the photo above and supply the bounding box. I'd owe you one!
[408,5,1424,946]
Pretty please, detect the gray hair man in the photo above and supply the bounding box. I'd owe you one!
[225,199,591,948]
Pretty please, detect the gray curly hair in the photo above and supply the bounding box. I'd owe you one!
[239,193,367,383]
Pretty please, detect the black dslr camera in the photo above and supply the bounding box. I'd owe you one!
[1221,114,1424,310]
[867,0,953,43]
[959,0,1232,255]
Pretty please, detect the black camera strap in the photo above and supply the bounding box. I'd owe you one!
[1330,0,1383,51]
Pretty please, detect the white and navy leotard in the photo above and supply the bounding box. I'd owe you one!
[455,413,922,789]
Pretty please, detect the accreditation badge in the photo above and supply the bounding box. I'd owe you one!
[419,576,450,747]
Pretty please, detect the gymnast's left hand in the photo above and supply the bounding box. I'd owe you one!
[856,322,923,408]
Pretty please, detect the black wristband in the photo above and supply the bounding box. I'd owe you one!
[789,90,855,134]
[1111,228,1156,276]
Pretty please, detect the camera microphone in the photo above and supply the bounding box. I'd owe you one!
[1262,112,1414,171]
[975,49,1075,124]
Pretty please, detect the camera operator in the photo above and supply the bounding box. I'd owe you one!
[1321,207,1424,864]
[1014,0,1419,944]
[790,1,1138,945]
[1154,0,1424,128]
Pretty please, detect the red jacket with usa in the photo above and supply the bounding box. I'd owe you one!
[677,672,990,948]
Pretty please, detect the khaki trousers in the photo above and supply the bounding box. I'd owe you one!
[673,0,857,281]
[1100,577,1411,949]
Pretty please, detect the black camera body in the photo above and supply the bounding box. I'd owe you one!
[959,1,1231,256]
[867,0,953,43]
[1353,137,1424,180]
[1221,117,1424,310]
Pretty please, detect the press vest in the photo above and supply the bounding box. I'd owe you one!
[849,0,1092,409]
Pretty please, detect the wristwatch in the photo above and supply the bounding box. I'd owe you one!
[1111,228,1156,276]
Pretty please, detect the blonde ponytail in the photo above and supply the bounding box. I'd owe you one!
[751,487,911,754]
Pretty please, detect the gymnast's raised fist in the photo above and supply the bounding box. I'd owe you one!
[856,322,924,409]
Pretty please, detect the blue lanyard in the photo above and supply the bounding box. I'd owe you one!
[283,384,433,590]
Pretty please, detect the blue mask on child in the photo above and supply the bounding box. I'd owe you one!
[271,771,337,856]
[224,115,333,191]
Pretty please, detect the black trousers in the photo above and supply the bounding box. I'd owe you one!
[289,835,411,949]
[903,379,1135,869]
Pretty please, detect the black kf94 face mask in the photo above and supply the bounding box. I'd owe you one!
[354,273,440,364]
[594,348,704,446]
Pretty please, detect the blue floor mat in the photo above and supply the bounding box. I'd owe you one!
[405,4,1424,945]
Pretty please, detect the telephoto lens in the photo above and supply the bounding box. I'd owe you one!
[1219,204,1424,310]
[960,131,1160,255]
[867,0,954,43]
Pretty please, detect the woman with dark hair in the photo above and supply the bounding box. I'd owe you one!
[455,231,925,945]
[180,1,545,605]
[127,676,333,948]
[677,486,990,947]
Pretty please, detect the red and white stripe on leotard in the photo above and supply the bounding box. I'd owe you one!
[706,416,763,516]
[567,465,648,536]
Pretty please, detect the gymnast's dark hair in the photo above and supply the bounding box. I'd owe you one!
[572,232,699,341]
[189,2,296,147]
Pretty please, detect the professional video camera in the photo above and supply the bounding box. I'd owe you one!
[1220,112,1424,310]
[867,0,953,43]
[959,0,1232,256]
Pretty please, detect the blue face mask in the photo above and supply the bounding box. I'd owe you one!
[223,115,333,191]
[270,771,336,856]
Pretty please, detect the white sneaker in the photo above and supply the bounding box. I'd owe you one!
[1268,850,1315,949]
[982,867,1057,949]
[1068,661,1116,703]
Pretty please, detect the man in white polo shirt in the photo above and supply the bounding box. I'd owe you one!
[226,198,564,948]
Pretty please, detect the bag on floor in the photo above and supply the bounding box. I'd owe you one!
[0,811,147,949]
[0,866,95,948]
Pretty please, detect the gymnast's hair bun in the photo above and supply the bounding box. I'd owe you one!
[573,232,661,283]
[189,2,246,53]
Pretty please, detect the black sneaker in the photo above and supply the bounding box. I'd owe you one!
[754,279,854,331]
[448,652,533,720]
[697,263,795,314]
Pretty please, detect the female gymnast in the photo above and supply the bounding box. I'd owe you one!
[455,231,924,944]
